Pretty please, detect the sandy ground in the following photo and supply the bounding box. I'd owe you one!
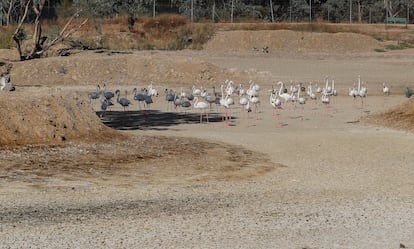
[1,30,414,248]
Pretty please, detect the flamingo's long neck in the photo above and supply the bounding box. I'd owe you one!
[358,76,361,92]
[249,80,254,89]
[193,97,198,107]
[278,82,283,96]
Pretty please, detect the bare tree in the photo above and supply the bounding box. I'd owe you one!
[12,0,88,61]
[1,0,25,26]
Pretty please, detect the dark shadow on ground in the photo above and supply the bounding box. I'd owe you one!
[96,110,231,130]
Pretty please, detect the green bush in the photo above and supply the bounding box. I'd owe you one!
[15,28,27,42]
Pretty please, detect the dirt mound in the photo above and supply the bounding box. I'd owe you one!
[203,30,383,53]
[366,98,414,132]
[8,50,245,88]
[0,88,122,146]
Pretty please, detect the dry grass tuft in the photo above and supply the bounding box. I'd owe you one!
[141,14,187,33]
[0,27,15,49]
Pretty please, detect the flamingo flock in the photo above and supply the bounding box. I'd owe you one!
[88,76,395,126]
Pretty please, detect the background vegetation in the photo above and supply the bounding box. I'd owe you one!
[0,0,413,51]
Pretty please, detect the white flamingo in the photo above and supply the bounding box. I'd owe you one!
[357,76,367,107]
[270,90,282,111]
[321,91,330,104]
[239,95,249,109]
[308,82,317,101]
[225,80,235,96]
[180,87,187,99]
[332,79,338,96]
[238,84,246,96]
[315,83,322,94]
[193,97,209,123]
[192,85,202,96]
[298,85,306,105]
[325,76,332,95]
[220,85,234,124]
[147,82,159,97]
[277,81,292,102]
[383,83,390,96]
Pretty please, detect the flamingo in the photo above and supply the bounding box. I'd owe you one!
[205,94,216,111]
[133,88,146,109]
[324,76,332,95]
[144,94,153,109]
[270,89,282,113]
[148,82,159,97]
[239,95,249,110]
[383,83,390,96]
[88,84,101,107]
[192,85,202,96]
[307,82,317,101]
[115,89,131,111]
[174,95,182,109]
[357,76,367,107]
[193,97,209,124]
[225,80,235,96]
[165,89,176,111]
[277,81,292,102]
[269,89,283,126]
[315,83,322,94]
[102,84,115,102]
[321,91,330,104]
[200,88,208,98]
[290,80,298,95]
[331,79,338,96]
[99,95,113,118]
[180,87,187,99]
[219,85,234,124]
[238,84,246,96]
[297,85,306,105]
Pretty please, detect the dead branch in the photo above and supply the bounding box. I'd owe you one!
[40,15,89,54]
[11,0,88,61]
[12,0,32,60]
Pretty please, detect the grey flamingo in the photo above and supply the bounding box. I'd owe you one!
[115,89,131,111]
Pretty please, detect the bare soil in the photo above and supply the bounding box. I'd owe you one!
[0,28,414,248]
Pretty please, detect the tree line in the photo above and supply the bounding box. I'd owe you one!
[1,0,410,60]
[1,0,411,26]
